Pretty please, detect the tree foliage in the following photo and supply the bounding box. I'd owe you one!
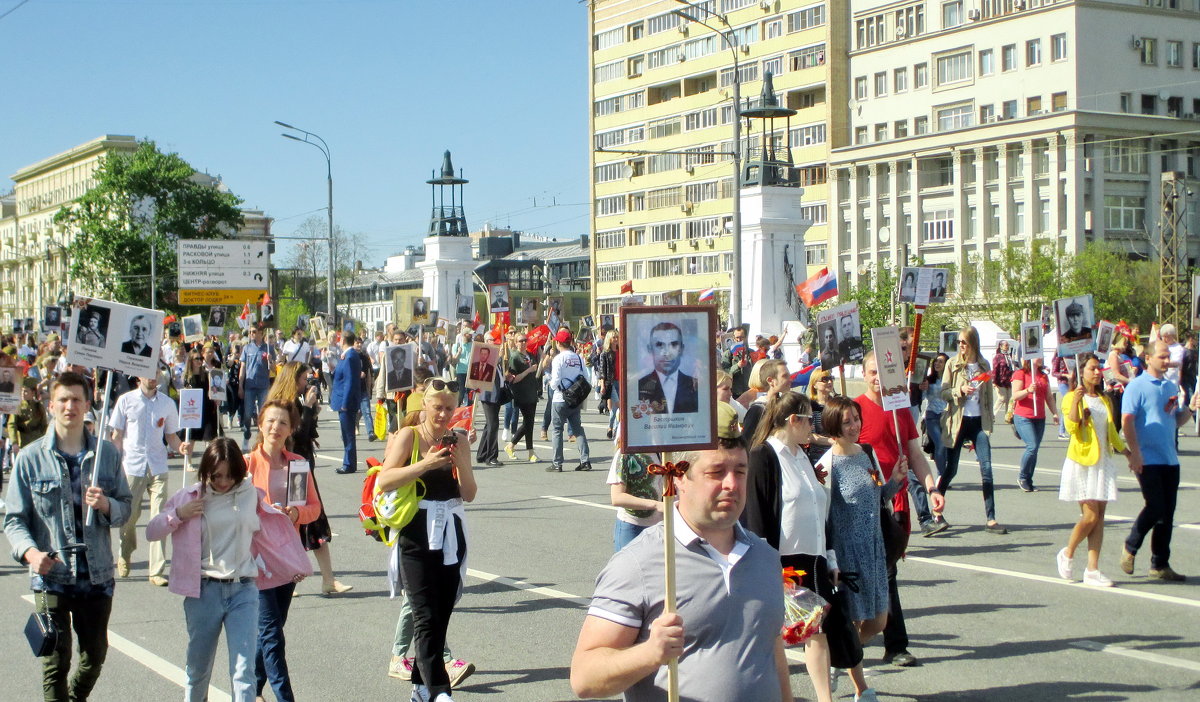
[54,140,244,310]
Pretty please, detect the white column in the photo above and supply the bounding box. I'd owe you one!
[952,151,965,276]
[998,143,1012,248]
[1049,133,1064,249]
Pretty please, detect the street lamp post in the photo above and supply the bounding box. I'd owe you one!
[276,120,336,327]
[675,0,743,327]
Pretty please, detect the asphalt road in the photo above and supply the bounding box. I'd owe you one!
[2,400,1199,701]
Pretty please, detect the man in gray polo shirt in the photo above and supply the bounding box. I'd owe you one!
[570,436,791,702]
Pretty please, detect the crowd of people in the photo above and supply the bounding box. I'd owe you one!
[2,312,1195,702]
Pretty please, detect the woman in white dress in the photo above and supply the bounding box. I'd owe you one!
[1057,353,1131,587]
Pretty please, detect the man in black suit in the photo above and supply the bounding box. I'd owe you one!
[818,322,840,369]
[837,314,863,363]
[386,346,413,391]
[637,322,698,414]
[930,270,947,301]
[119,315,153,357]
[490,287,508,310]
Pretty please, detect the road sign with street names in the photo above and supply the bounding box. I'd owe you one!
[177,239,269,304]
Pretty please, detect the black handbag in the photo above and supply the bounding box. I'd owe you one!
[561,373,593,410]
[25,592,57,657]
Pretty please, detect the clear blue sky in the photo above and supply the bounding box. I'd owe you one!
[0,0,589,266]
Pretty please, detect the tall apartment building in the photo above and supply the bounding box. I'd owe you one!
[831,0,1200,297]
[0,135,271,325]
[588,0,840,316]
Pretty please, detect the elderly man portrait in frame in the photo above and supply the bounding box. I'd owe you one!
[637,321,698,414]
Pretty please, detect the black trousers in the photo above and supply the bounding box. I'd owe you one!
[398,512,467,696]
[881,560,909,655]
[40,590,112,702]
[1124,463,1180,570]
[510,401,538,451]
[476,400,501,462]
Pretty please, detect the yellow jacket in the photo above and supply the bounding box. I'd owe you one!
[1061,393,1126,466]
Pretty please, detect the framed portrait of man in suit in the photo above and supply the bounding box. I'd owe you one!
[384,342,417,392]
[619,305,717,453]
[465,342,501,391]
[411,297,431,324]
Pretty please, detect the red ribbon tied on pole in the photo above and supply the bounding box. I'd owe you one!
[647,461,690,497]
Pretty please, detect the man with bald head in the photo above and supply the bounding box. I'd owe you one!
[1121,340,1191,582]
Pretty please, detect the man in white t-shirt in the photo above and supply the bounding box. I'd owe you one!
[548,328,592,473]
[1160,323,1184,386]
[281,327,313,366]
[109,375,192,585]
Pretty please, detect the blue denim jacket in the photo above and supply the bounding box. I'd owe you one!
[3,430,132,586]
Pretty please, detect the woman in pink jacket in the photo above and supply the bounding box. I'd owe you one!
[147,438,262,702]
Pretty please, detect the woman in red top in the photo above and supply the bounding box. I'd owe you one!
[1011,357,1060,492]
[245,399,319,702]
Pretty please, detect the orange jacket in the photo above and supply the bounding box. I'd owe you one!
[245,445,322,529]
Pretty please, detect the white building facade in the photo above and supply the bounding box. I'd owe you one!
[831,0,1200,296]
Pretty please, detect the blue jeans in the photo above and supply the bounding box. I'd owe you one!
[613,519,648,551]
[455,372,468,406]
[1013,415,1046,486]
[241,386,268,442]
[608,383,621,433]
[1056,382,1070,436]
[924,410,947,476]
[504,401,519,434]
[256,582,297,702]
[360,396,374,438]
[938,415,997,522]
[551,402,590,468]
[185,579,258,702]
[338,409,357,471]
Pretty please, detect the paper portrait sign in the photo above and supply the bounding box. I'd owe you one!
[1019,321,1044,361]
[178,388,205,430]
[435,318,449,336]
[871,327,910,412]
[342,319,355,335]
[940,330,959,355]
[1040,303,1053,329]
[455,287,474,320]
[661,290,684,306]
[910,353,930,381]
[582,314,595,329]
[12,318,23,334]
[1095,320,1116,356]
[599,314,615,330]
[259,301,276,328]
[385,342,417,393]
[208,369,228,402]
[519,297,540,325]
[427,310,439,330]
[619,305,717,454]
[286,459,311,507]
[1054,294,1096,355]
[207,306,228,336]
[487,284,510,314]
[897,267,920,304]
[465,342,501,390]
[181,314,205,343]
[925,268,949,304]
[309,316,326,341]
[43,306,62,333]
[897,267,948,306]
[65,297,164,379]
[815,301,863,369]
[411,297,431,324]
[0,356,23,414]
[23,317,33,335]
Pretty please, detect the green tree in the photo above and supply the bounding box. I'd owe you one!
[278,215,370,317]
[276,285,311,333]
[54,140,244,310]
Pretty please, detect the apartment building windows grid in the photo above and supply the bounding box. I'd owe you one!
[936,103,973,131]
[596,263,627,283]
[979,49,995,76]
[790,123,827,146]
[1104,195,1145,231]
[788,4,826,33]
[596,229,625,250]
[896,4,925,37]
[924,210,954,242]
[789,43,826,71]
[936,51,971,86]
[805,244,828,265]
[802,203,828,225]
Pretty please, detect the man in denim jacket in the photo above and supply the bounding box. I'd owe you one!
[4,371,132,702]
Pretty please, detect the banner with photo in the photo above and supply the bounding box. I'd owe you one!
[898,266,949,305]
[411,297,431,324]
[0,354,23,414]
[1095,320,1116,356]
[619,305,717,453]
[815,301,864,369]
[518,297,540,325]
[1019,321,1043,361]
[384,342,417,393]
[182,314,205,343]
[207,306,228,336]
[870,327,909,412]
[65,297,164,379]
[487,284,510,314]
[208,369,228,402]
[465,342,501,391]
[1054,294,1096,356]
[43,306,63,334]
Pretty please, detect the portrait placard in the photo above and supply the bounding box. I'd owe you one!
[582,315,595,329]
[384,342,417,393]
[599,314,615,330]
[661,290,684,306]
[287,460,310,507]
[206,306,227,336]
[815,301,863,369]
[519,297,540,325]
[1019,321,1043,361]
[208,369,228,402]
[427,310,439,330]
[1054,294,1096,355]
[411,297,431,324]
[0,356,23,414]
[870,327,910,412]
[546,297,564,330]
[65,297,164,379]
[1095,320,1116,356]
[897,267,920,304]
[178,388,204,430]
[940,331,960,355]
[182,314,204,343]
[465,342,501,391]
[487,284,510,314]
[619,305,717,453]
[259,301,276,328]
[43,306,63,334]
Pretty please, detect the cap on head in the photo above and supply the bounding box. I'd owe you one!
[555,329,572,344]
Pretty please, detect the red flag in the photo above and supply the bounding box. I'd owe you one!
[526,324,550,353]
[261,291,273,307]
[620,280,634,294]
[239,302,251,321]
[162,314,176,325]
[471,310,481,330]
[450,404,473,431]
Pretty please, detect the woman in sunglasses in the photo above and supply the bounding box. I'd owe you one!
[377,377,477,702]
[505,333,541,462]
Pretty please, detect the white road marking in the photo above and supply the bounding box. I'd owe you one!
[988,461,1200,489]
[1105,514,1200,531]
[21,595,231,701]
[1072,639,1200,673]
[538,496,1200,610]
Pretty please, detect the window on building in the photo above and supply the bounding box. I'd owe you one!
[979,48,995,76]
[798,165,828,185]
[1104,195,1145,231]
[596,195,626,216]
[628,191,646,211]
[1002,44,1016,71]
[647,11,681,35]
[787,4,826,33]
[686,217,723,240]
[1052,92,1068,112]
[874,72,888,97]
[594,27,624,51]
[628,21,644,41]
[1037,199,1051,234]
[1002,99,1018,119]
[685,181,720,203]
[763,17,783,40]
[647,187,682,209]
[989,203,1000,236]
[1027,95,1043,115]
[915,116,929,134]
[854,126,868,144]
[789,123,827,146]
[1140,38,1156,65]
[630,227,646,245]
[980,103,995,122]
[1014,202,1025,234]
[1106,140,1149,173]
[936,51,972,86]
[966,206,977,239]
[594,162,627,183]
[762,54,784,77]
[596,229,625,249]
[788,43,826,71]
[1119,93,1132,113]
[594,59,625,83]
[893,67,908,93]
[923,209,954,241]
[1051,33,1068,61]
[895,119,909,138]
[936,103,973,131]
[684,108,718,131]
[805,244,828,265]
[1026,38,1042,66]
[1194,42,1200,69]
[855,76,867,100]
[942,1,963,28]
[895,4,925,38]
[914,62,928,88]
[596,263,627,283]
[875,123,888,141]
[650,222,681,242]
[801,203,828,224]
[1141,94,1157,115]
[1167,40,1183,67]
[1168,95,1184,117]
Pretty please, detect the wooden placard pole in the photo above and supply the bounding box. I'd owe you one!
[85,370,115,527]
[648,459,689,702]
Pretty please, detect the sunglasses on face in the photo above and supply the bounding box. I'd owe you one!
[425,378,460,393]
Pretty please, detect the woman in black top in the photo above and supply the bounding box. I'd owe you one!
[377,379,477,702]
[505,333,541,462]
[181,350,221,443]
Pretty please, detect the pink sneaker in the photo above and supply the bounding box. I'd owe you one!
[388,656,414,680]
[447,658,475,688]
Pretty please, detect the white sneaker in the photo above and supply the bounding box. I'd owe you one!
[433,694,454,702]
[1056,548,1074,581]
[1083,569,1114,587]
[500,428,510,442]
[855,688,879,702]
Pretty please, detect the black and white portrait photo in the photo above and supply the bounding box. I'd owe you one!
[940,331,960,355]
[898,268,919,303]
[600,314,615,331]
[929,269,948,303]
[411,297,431,324]
[520,297,540,325]
[1020,321,1043,361]
[488,284,510,313]
[815,302,863,369]
[0,358,20,414]
[286,460,311,507]
[455,280,473,320]
[259,302,276,328]
[121,314,155,356]
[1095,320,1116,356]
[12,318,23,334]
[817,320,840,370]
[208,305,227,329]
[385,342,416,393]
[75,305,109,348]
[427,311,439,330]
[43,306,62,333]
[182,314,204,343]
[208,369,228,402]
[619,305,716,453]
[546,297,563,330]
[582,315,595,329]
[1054,294,1095,355]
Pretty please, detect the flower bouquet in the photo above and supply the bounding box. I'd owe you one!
[780,567,830,647]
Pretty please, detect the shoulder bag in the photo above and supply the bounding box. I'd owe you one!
[861,443,908,568]
[24,591,57,657]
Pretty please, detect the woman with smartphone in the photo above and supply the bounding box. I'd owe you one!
[377,378,477,702]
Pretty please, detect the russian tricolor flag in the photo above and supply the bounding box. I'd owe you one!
[790,362,820,388]
[796,268,838,308]
[698,287,715,302]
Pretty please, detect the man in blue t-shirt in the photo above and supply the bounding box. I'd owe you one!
[1121,341,1192,582]
[238,327,272,450]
